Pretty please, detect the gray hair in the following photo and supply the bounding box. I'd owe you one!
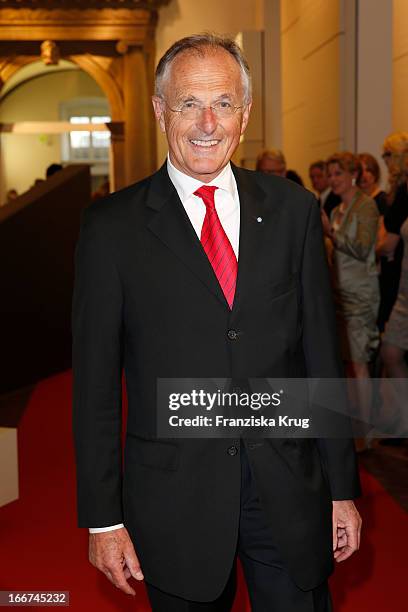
[256,149,286,166]
[155,33,252,104]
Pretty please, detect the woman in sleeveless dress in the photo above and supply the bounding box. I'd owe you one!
[321,152,380,443]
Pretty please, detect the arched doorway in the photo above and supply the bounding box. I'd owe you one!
[0,0,170,191]
[0,59,114,203]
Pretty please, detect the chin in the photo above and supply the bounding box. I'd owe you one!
[189,159,223,176]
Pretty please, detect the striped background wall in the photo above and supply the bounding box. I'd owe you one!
[281,0,342,187]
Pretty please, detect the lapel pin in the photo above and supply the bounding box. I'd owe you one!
[256,217,263,223]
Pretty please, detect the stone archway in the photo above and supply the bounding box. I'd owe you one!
[0,0,170,190]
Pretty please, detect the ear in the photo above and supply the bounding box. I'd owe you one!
[152,96,166,133]
[240,100,252,135]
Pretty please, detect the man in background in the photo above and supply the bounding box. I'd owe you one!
[256,148,287,177]
[309,160,341,217]
[257,149,304,185]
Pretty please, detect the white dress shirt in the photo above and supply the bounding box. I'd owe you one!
[167,155,240,257]
[89,157,241,534]
[319,187,331,210]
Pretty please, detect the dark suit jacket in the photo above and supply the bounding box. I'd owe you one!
[72,163,360,601]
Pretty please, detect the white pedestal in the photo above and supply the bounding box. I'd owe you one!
[0,427,19,507]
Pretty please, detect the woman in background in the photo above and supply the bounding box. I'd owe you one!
[376,132,408,332]
[358,153,387,216]
[321,152,380,445]
[358,152,388,332]
[378,146,408,441]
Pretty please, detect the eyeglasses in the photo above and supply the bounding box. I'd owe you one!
[162,99,245,120]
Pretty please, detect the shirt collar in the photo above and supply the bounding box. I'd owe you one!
[166,154,237,203]
[320,186,331,202]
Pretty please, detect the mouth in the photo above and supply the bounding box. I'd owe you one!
[189,139,220,148]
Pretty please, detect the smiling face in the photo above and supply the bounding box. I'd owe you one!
[152,48,251,183]
[327,162,356,198]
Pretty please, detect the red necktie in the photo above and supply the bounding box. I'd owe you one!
[194,185,238,309]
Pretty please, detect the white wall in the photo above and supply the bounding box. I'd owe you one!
[0,69,105,202]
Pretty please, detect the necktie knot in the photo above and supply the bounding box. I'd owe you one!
[194,185,218,211]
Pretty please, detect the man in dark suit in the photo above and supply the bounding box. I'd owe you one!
[73,34,361,611]
[309,160,341,217]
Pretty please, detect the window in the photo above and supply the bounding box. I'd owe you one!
[60,99,111,173]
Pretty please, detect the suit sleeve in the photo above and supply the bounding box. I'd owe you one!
[72,205,124,527]
[301,194,361,500]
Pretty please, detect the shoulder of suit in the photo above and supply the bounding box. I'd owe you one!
[82,172,156,225]
[236,165,315,209]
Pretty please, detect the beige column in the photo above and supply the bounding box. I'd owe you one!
[108,122,126,192]
[263,0,282,149]
[339,0,357,151]
[235,30,265,169]
[123,44,156,185]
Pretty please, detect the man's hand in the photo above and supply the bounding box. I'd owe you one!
[332,500,362,562]
[89,527,144,595]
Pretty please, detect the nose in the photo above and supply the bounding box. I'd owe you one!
[196,106,217,134]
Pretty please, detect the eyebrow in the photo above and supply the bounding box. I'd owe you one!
[171,94,199,106]
[175,92,235,105]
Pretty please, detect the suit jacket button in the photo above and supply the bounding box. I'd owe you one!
[227,445,238,456]
[227,329,238,340]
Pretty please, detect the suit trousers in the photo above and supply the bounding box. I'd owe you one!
[145,442,332,612]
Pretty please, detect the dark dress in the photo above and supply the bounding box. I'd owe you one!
[374,190,388,216]
[378,184,408,331]
[383,216,408,350]
[323,190,341,218]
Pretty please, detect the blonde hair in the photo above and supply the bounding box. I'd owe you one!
[327,151,362,179]
[382,131,408,202]
[255,149,286,171]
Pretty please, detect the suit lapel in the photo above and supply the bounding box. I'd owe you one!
[145,163,284,312]
[145,164,228,307]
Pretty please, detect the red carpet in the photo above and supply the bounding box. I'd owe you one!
[0,371,406,611]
